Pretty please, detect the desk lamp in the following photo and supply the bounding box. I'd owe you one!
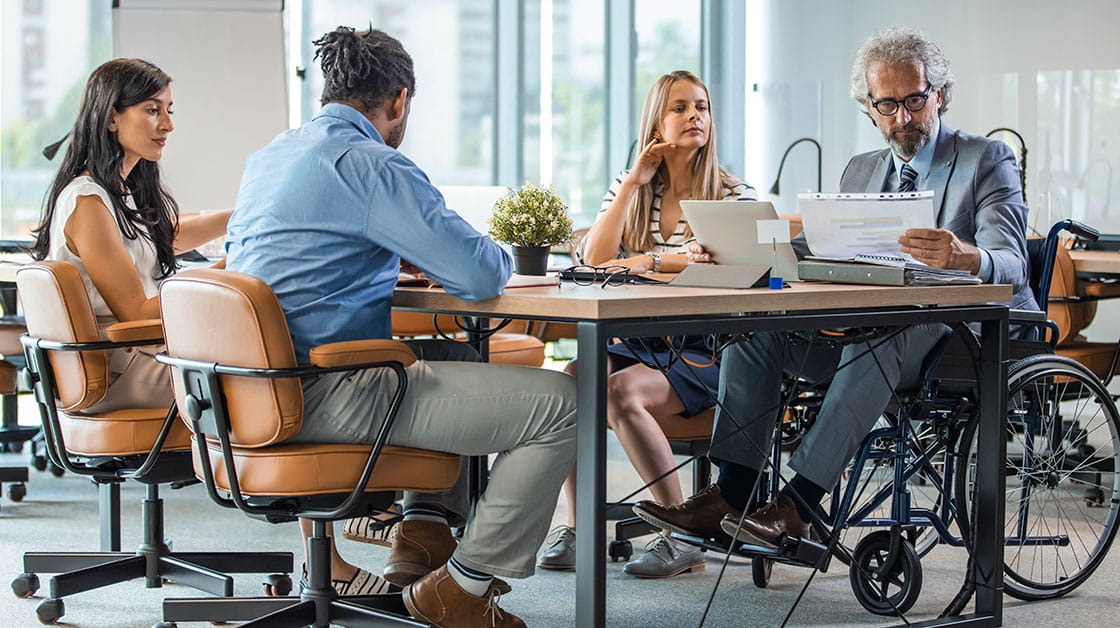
[769,137,822,195]
[985,127,1028,204]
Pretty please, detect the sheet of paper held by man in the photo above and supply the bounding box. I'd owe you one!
[797,191,935,260]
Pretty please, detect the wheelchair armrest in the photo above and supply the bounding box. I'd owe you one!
[308,339,417,368]
[104,318,164,343]
[1009,309,1047,324]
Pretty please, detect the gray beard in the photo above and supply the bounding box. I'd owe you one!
[886,122,934,160]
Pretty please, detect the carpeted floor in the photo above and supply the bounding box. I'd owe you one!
[1,390,1118,627]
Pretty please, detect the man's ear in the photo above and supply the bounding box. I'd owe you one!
[389,87,409,121]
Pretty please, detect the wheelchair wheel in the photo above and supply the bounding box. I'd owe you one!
[751,556,773,588]
[956,354,1120,600]
[848,531,922,616]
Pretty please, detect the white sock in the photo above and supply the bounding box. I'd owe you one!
[447,556,493,598]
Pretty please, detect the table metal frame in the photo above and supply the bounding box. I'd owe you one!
[394,293,1008,628]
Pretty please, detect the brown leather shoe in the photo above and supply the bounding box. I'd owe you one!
[403,564,525,628]
[383,520,457,587]
[632,484,740,540]
[720,494,809,548]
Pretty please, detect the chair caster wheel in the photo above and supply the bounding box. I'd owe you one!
[849,531,922,616]
[36,597,64,624]
[1085,487,1105,507]
[11,572,39,598]
[49,463,64,478]
[608,539,632,562]
[263,573,292,596]
[8,482,26,502]
[153,622,178,628]
[752,556,773,588]
[31,455,47,472]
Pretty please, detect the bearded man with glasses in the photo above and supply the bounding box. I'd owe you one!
[634,26,1036,552]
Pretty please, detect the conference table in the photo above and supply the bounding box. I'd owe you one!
[393,279,1012,628]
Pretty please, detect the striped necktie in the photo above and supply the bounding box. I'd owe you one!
[898,163,918,192]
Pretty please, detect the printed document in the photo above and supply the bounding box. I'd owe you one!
[797,191,935,260]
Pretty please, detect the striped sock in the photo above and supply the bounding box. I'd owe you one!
[402,503,448,525]
[447,556,493,598]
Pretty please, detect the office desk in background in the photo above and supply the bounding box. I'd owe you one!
[394,280,1012,628]
[1069,249,1120,279]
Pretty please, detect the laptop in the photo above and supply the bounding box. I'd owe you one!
[679,200,800,280]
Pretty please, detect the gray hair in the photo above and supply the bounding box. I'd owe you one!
[850,27,954,114]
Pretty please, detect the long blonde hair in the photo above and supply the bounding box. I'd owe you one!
[623,70,740,253]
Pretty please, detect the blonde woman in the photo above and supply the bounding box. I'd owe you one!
[540,71,756,578]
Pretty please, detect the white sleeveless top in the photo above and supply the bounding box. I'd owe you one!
[47,176,161,321]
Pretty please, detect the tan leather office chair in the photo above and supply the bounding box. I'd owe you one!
[9,261,292,625]
[391,311,545,367]
[156,268,460,626]
[0,316,31,507]
[1045,240,1120,381]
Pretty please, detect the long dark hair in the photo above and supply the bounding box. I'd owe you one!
[29,58,179,278]
[313,27,415,113]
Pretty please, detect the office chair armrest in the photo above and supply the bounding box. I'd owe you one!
[309,339,417,368]
[105,318,164,343]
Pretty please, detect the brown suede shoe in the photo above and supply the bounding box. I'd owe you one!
[403,564,525,628]
[632,484,740,540]
[383,520,457,587]
[720,494,809,549]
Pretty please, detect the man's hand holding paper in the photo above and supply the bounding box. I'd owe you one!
[898,228,981,274]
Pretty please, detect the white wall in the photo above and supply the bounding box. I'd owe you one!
[113,0,288,213]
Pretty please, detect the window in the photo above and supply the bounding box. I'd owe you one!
[292,0,495,186]
[0,0,112,240]
[524,0,606,226]
[1038,69,1120,233]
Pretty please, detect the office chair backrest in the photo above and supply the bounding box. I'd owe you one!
[160,269,303,447]
[16,261,109,412]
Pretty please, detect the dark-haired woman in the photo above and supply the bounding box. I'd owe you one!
[29,58,230,413]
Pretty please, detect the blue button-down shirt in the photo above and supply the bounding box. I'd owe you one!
[226,103,511,361]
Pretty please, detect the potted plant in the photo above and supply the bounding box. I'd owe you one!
[488,183,574,275]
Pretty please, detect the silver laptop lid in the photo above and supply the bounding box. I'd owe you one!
[679,200,800,280]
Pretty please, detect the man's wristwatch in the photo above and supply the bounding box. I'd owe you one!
[648,252,662,272]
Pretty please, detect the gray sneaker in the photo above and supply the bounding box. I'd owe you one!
[622,535,705,578]
[537,525,576,570]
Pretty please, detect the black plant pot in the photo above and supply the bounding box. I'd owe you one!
[512,245,550,275]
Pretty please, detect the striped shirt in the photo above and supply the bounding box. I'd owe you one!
[586,169,757,261]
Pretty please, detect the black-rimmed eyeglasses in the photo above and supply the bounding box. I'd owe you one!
[869,85,933,117]
[560,264,633,289]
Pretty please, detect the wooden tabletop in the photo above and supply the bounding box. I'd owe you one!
[393,280,1012,321]
[1068,250,1120,276]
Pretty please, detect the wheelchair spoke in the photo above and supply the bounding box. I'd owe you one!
[957,354,1120,600]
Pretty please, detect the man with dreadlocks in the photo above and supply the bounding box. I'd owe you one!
[226,26,575,627]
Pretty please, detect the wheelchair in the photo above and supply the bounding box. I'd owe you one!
[671,219,1120,617]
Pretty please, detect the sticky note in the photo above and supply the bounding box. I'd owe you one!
[757,219,791,244]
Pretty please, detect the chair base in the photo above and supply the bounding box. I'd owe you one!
[23,550,294,598]
[162,521,421,627]
[162,593,424,627]
[14,482,294,624]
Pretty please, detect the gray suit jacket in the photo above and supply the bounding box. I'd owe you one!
[823,123,1037,310]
